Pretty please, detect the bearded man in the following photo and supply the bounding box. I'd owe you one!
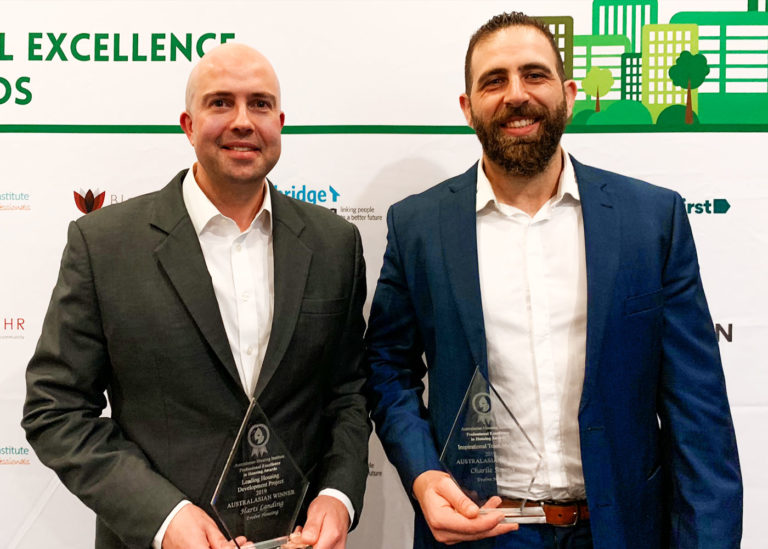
[365,12,741,549]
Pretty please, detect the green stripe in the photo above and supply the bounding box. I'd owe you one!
[0,124,183,134]
[284,125,475,134]
[0,124,476,135]
[567,124,768,133]
[0,123,767,134]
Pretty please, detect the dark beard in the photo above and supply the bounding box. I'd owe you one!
[472,99,568,177]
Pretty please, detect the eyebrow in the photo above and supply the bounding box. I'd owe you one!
[477,68,508,84]
[476,62,555,86]
[519,63,555,76]
[200,91,278,103]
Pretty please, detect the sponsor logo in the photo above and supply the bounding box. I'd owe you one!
[1,316,25,340]
[683,198,730,215]
[74,189,105,213]
[0,191,31,211]
[273,183,340,206]
[0,445,31,465]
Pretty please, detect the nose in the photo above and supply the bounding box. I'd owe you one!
[503,75,529,106]
[230,102,254,132]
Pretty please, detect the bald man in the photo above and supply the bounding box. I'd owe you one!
[23,44,370,549]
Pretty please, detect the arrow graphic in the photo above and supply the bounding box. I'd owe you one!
[713,199,730,214]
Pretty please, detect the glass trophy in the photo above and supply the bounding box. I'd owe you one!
[439,366,545,523]
[211,399,310,548]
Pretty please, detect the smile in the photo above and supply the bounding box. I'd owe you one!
[501,118,536,128]
[221,142,260,152]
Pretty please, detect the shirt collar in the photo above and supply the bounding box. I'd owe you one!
[182,163,273,235]
[475,146,580,214]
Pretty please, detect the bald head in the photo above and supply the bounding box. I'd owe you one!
[185,43,281,112]
[179,42,285,195]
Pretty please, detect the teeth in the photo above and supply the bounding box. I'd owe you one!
[230,146,254,151]
[506,119,534,128]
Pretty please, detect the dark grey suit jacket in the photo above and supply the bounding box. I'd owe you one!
[22,170,370,548]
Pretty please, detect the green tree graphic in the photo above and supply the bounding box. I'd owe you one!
[581,67,614,112]
[668,51,710,124]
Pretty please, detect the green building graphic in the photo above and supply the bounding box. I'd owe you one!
[537,16,575,79]
[574,34,631,105]
[622,52,643,100]
[593,0,658,52]
[670,10,768,124]
[641,24,698,122]
[5,1,766,135]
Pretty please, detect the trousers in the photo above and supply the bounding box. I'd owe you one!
[493,520,593,549]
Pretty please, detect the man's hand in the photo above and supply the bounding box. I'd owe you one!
[162,504,247,549]
[298,495,351,549]
[412,470,519,545]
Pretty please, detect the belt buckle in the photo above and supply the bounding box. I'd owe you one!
[543,501,580,527]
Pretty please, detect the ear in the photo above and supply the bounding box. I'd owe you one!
[563,79,578,119]
[180,111,194,145]
[459,93,474,128]
[279,111,285,128]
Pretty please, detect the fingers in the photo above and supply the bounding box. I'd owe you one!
[427,502,506,535]
[300,514,322,545]
[299,495,348,549]
[428,512,519,545]
[481,495,502,509]
[479,495,506,518]
[433,476,480,519]
[163,504,229,549]
[412,470,519,545]
[204,521,228,546]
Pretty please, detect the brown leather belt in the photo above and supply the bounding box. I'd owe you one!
[498,498,590,527]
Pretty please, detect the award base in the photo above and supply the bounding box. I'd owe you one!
[479,506,546,524]
[240,536,310,549]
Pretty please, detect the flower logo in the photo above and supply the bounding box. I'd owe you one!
[74,189,105,214]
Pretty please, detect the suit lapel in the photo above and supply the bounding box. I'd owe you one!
[253,184,311,399]
[572,157,620,413]
[440,164,488,372]
[150,171,243,391]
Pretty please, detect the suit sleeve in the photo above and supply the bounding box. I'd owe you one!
[658,194,742,548]
[365,206,443,496]
[22,221,186,547]
[314,224,372,529]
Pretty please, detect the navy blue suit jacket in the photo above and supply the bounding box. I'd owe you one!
[366,158,742,549]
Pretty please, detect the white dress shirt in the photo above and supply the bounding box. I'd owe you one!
[152,165,353,548]
[476,149,587,501]
[183,165,274,397]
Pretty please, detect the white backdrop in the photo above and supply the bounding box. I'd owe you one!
[1,1,765,548]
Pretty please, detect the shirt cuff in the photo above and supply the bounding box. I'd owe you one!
[317,488,355,528]
[152,500,191,549]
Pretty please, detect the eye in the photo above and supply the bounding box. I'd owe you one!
[252,98,272,110]
[210,98,229,108]
[526,72,548,81]
[482,77,505,89]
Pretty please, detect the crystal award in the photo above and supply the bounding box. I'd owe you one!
[439,366,545,523]
[211,399,310,548]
